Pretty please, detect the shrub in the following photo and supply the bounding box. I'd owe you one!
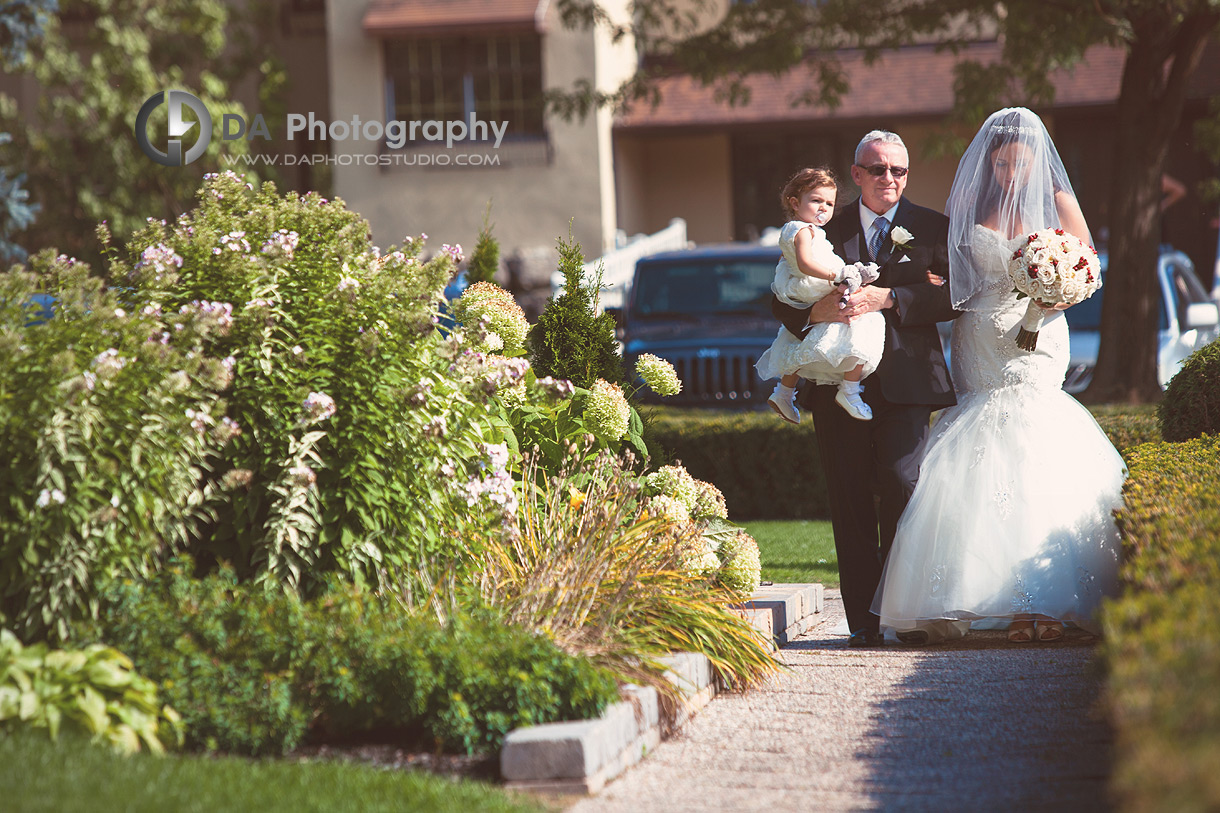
[647,408,829,520]
[93,564,311,756]
[1089,404,1161,454]
[119,172,516,593]
[466,207,501,286]
[527,231,624,389]
[89,562,619,756]
[0,251,234,642]
[1102,434,1220,812]
[0,629,181,755]
[647,404,1160,520]
[1158,339,1220,441]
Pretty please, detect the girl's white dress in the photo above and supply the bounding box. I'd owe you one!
[872,226,1125,638]
[754,220,885,383]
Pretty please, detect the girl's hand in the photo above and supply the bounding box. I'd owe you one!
[926,271,945,286]
[1035,299,1070,311]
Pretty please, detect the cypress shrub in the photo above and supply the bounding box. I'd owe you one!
[1158,339,1220,441]
[527,231,624,389]
[466,205,500,285]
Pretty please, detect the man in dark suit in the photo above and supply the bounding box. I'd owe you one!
[772,130,958,647]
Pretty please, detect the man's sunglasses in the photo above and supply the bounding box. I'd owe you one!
[856,164,909,178]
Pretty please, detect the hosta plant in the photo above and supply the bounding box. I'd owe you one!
[0,629,181,755]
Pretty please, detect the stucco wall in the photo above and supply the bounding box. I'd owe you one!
[325,0,635,261]
[615,133,733,244]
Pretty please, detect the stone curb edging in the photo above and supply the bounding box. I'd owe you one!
[500,583,823,794]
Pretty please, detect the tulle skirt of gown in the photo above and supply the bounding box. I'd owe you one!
[755,311,885,384]
[872,291,1125,638]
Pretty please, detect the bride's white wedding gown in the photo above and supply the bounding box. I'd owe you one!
[872,226,1124,637]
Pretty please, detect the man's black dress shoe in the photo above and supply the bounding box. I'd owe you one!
[848,629,884,648]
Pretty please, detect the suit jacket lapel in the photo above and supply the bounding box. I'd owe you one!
[836,199,866,263]
[875,198,913,264]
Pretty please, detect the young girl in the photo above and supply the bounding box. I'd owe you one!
[755,167,885,422]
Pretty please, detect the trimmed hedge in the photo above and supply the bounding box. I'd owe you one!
[86,563,619,757]
[647,404,1160,520]
[1102,433,1220,812]
[1158,339,1220,442]
[645,408,827,520]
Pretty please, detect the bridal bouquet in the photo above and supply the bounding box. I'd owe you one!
[1007,228,1101,351]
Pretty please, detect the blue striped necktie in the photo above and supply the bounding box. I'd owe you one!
[869,218,891,261]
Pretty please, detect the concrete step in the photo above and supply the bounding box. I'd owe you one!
[735,582,825,646]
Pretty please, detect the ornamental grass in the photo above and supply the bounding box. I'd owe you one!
[478,450,781,707]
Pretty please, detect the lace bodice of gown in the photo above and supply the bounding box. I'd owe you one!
[950,225,1068,394]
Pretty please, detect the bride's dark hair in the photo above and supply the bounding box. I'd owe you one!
[975,110,1045,226]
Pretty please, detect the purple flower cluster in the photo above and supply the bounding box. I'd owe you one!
[91,348,127,378]
[180,300,235,333]
[459,442,518,518]
[213,416,242,443]
[261,229,299,260]
[214,231,251,255]
[288,465,317,489]
[134,244,183,281]
[301,391,337,424]
[441,243,464,263]
[536,376,576,400]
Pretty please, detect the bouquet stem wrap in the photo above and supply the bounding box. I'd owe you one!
[1016,299,1044,351]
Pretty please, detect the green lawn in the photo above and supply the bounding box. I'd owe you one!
[742,519,839,587]
[2,731,549,813]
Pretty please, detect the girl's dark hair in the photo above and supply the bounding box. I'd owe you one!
[780,167,838,220]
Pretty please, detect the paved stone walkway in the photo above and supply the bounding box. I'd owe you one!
[569,589,1113,813]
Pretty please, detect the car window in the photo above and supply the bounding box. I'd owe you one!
[631,259,775,316]
[1167,260,1210,328]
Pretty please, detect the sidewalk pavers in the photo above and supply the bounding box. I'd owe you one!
[568,589,1112,812]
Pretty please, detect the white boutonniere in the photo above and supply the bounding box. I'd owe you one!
[890,226,914,252]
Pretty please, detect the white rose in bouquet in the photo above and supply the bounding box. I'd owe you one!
[1006,228,1101,351]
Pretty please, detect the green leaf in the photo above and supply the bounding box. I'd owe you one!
[77,686,110,734]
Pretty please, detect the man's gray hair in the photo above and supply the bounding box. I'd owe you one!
[855,130,906,163]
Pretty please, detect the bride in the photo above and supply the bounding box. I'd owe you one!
[871,107,1125,644]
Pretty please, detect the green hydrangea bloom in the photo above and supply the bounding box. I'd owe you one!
[718,531,761,593]
[691,479,728,520]
[649,494,690,524]
[645,464,699,512]
[636,353,682,396]
[679,536,720,577]
[585,378,630,440]
[453,281,529,353]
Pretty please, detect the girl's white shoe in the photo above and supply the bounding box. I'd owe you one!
[768,384,801,424]
[835,385,873,421]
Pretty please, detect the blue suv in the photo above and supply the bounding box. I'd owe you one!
[617,244,782,407]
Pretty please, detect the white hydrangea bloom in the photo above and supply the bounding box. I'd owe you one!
[636,353,682,396]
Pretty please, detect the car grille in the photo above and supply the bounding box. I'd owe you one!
[662,350,766,405]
